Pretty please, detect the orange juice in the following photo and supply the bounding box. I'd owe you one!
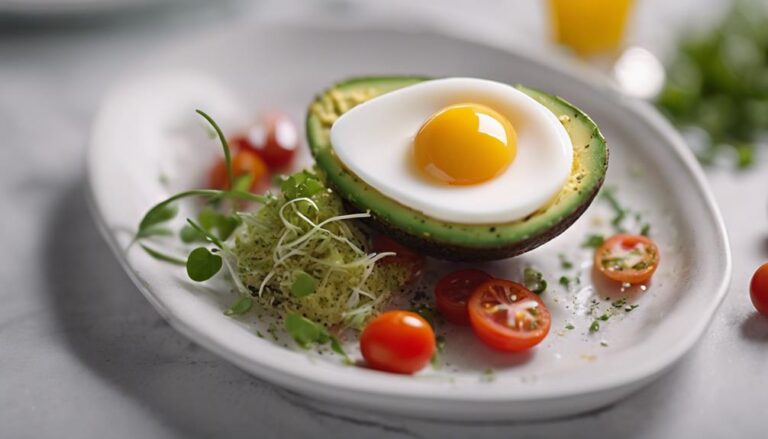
[549,0,635,56]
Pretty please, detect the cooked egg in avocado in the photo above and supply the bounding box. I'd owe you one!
[307,77,608,261]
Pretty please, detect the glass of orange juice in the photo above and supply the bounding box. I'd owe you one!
[549,0,635,56]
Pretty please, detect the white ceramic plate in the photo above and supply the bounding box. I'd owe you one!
[0,0,178,16]
[87,24,731,421]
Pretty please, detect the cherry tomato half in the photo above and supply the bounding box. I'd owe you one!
[209,149,268,192]
[435,269,492,325]
[468,279,551,352]
[372,235,425,283]
[750,263,768,317]
[594,234,660,284]
[234,112,299,169]
[360,311,436,374]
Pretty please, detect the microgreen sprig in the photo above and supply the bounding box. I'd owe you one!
[132,109,266,282]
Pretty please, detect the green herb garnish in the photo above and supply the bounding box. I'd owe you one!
[559,254,574,270]
[186,247,223,282]
[290,271,318,298]
[523,267,547,294]
[589,321,600,333]
[225,296,253,316]
[656,0,768,169]
[284,313,350,362]
[582,234,605,248]
[431,335,446,368]
[601,187,627,231]
[480,368,496,382]
[559,276,571,289]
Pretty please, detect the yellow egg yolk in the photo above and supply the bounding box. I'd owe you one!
[413,104,517,185]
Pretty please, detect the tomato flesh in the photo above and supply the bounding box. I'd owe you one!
[209,149,268,192]
[468,279,551,352]
[750,263,768,317]
[594,234,660,284]
[360,311,435,374]
[435,269,492,325]
[236,112,299,169]
[372,235,425,283]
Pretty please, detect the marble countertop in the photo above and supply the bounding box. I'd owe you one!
[1,1,766,437]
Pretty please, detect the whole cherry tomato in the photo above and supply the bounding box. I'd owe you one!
[360,311,436,374]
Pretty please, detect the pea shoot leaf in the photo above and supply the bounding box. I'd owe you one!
[180,224,207,243]
[224,296,253,316]
[140,244,186,265]
[138,202,178,236]
[284,313,329,348]
[186,247,222,282]
[215,214,241,241]
[232,173,254,193]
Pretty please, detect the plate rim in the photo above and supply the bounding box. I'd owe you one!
[86,22,732,418]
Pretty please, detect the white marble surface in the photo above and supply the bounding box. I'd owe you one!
[1,1,766,437]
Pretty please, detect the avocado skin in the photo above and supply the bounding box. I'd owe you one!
[306,77,608,261]
[349,181,602,261]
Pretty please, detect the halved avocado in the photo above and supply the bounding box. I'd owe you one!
[306,77,608,261]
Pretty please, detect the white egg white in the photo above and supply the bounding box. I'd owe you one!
[330,78,573,224]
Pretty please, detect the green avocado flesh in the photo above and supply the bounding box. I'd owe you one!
[306,77,608,261]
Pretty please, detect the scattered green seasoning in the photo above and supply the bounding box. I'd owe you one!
[612,298,627,308]
[523,267,548,294]
[582,234,605,248]
[559,253,574,270]
[600,187,627,232]
[559,276,571,289]
[589,320,601,333]
[431,335,446,368]
[480,368,497,383]
[565,323,575,330]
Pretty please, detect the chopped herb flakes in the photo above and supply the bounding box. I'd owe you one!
[480,368,496,382]
[600,187,627,232]
[523,268,547,294]
[582,234,605,248]
[559,254,574,270]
